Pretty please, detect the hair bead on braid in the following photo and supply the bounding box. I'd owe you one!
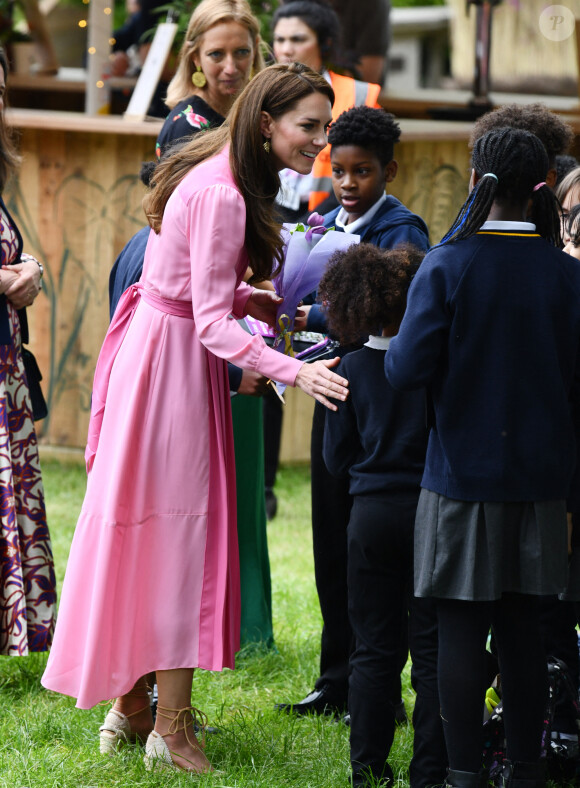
[438,127,562,248]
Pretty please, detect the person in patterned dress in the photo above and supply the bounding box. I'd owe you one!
[0,47,56,657]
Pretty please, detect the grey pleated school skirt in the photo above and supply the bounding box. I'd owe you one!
[414,489,568,601]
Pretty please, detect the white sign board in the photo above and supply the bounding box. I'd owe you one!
[124,21,178,121]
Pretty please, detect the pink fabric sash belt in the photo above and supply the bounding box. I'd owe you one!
[140,287,194,319]
[84,283,193,472]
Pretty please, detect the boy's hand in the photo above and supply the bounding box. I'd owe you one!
[294,304,311,331]
[237,370,269,397]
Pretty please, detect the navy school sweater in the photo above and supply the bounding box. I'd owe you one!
[323,338,428,496]
[384,225,580,509]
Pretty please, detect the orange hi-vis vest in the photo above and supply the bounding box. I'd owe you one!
[308,71,382,212]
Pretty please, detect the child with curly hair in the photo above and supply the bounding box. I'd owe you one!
[319,242,444,788]
[470,102,574,190]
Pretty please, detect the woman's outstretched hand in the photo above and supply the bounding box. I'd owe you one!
[295,356,349,411]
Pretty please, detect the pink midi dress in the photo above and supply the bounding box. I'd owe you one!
[41,148,302,708]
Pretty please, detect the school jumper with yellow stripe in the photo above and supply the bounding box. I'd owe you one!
[385,222,580,509]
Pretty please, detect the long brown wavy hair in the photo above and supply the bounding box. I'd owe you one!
[144,62,334,282]
[0,48,21,193]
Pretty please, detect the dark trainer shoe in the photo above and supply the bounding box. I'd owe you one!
[275,684,347,717]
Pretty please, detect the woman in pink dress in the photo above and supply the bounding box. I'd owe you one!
[41,62,347,774]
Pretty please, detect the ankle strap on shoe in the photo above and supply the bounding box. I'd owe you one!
[156,705,209,749]
[100,683,153,719]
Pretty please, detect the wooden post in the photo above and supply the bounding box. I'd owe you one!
[86,0,113,114]
[21,0,58,74]
[471,1,494,105]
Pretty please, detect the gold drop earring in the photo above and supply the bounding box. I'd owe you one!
[263,139,271,154]
[192,65,207,88]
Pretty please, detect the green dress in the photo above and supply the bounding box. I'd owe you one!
[231,394,274,648]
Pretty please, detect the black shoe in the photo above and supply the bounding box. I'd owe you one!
[445,770,488,788]
[275,684,347,717]
[498,761,546,788]
[265,488,278,520]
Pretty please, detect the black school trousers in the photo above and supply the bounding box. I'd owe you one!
[311,402,407,701]
[348,492,447,788]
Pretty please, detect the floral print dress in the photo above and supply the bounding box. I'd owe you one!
[0,203,56,655]
[156,95,224,159]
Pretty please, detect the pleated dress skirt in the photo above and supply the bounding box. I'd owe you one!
[414,489,569,601]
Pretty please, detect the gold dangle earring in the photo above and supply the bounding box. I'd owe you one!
[263,139,271,154]
[192,65,207,88]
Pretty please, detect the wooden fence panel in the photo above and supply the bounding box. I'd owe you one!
[7,114,156,447]
[448,0,580,93]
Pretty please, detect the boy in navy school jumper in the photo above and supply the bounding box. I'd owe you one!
[275,106,441,786]
[306,105,429,333]
[319,243,447,788]
[386,128,580,788]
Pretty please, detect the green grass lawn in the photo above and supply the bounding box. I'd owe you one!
[0,461,414,788]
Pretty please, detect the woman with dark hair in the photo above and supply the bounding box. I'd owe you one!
[0,47,56,658]
[272,0,381,215]
[42,62,348,775]
[125,0,278,653]
[274,0,340,70]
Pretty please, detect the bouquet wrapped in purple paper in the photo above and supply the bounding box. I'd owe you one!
[271,212,360,355]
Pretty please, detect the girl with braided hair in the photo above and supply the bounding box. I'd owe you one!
[385,127,580,788]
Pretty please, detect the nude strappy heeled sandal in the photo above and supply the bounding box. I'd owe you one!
[99,687,153,755]
[144,705,214,774]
